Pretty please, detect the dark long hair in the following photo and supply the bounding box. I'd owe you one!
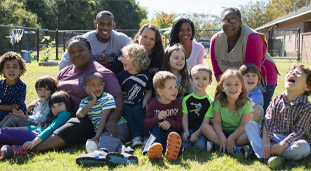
[42,91,74,126]
[133,24,164,69]
[169,18,195,46]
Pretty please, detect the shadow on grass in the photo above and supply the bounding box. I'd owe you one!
[181,146,215,163]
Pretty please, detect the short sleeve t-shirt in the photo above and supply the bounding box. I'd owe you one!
[79,92,116,131]
[248,86,264,107]
[182,93,213,131]
[214,100,253,131]
[117,70,152,105]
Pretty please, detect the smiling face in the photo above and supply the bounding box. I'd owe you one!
[2,59,20,84]
[68,40,92,69]
[243,72,259,93]
[169,50,185,73]
[51,102,67,116]
[37,86,52,102]
[157,79,178,103]
[84,77,105,98]
[222,75,243,101]
[285,67,309,95]
[178,22,192,43]
[138,27,156,55]
[94,15,115,43]
[192,71,212,93]
[221,10,241,38]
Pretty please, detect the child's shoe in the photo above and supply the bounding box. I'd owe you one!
[164,132,182,160]
[206,140,213,152]
[106,152,138,165]
[240,145,255,159]
[76,148,108,166]
[142,136,149,148]
[148,143,163,159]
[85,139,98,153]
[0,145,28,160]
[131,136,143,148]
[267,156,285,170]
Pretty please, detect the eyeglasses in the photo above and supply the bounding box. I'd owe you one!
[139,35,155,42]
[221,18,239,24]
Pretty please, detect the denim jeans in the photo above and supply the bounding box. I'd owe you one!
[262,84,276,115]
[123,103,149,139]
[182,129,208,149]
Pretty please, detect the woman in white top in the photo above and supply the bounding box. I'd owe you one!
[169,18,205,69]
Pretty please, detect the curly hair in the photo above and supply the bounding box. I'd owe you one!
[214,69,249,114]
[169,18,195,46]
[120,43,150,73]
[133,24,164,69]
[289,63,311,96]
[0,51,27,77]
[161,43,191,94]
[35,76,57,94]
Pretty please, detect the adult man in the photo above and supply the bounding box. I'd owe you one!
[59,10,131,74]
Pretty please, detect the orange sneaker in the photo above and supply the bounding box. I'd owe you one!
[148,143,163,159]
[164,132,181,160]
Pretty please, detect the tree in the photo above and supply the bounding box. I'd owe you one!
[150,12,176,29]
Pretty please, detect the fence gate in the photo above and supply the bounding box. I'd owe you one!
[259,28,300,60]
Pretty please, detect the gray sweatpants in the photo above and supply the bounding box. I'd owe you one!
[245,121,310,160]
[0,115,32,128]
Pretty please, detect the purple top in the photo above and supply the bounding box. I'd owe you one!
[57,61,121,112]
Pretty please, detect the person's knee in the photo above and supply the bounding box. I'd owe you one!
[296,140,310,159]
[245,121,258,131]
[194,140,206,149]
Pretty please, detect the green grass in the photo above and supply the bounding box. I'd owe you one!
[2,60,311,170]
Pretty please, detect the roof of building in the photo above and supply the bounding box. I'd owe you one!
[256,4,311,30]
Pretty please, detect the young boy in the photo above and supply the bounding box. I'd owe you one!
[75,72,138,166]
[245,63,311,169]
[182,64,214,151]
[239,64,264,123]
[143,71,182,160]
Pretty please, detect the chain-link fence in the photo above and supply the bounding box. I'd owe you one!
[259,28,300,60]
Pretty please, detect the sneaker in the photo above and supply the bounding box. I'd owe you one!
[240,145,255,159]
[148,143,163,159]
[268,156,285,170]
[164,132,182,160]
[106,152,138,165]
[206,141,213,152]
[142,136,149,148]
[85,139,98,153]
[0,145,28,160]
[76,149,108,166]
[131,136,143,148]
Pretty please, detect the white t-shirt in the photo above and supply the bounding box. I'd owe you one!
[186,41,205,69]
[59,30,131,70]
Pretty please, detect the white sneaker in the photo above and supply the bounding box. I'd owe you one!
[85,139,98,153]
[131,136,143,148]
[206,141,213,152]
[143,136,149,147]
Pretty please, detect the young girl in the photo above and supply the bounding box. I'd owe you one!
[0,52,27,121]
[117,43,152,148]
[161,43,193,101]
[0,91,73,160]
[0,76,57,128]
[202,69,253,154]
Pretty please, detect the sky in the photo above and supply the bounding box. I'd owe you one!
[136,0,264,19]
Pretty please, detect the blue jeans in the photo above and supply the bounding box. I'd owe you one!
[182,129,208,149]
[123,103,149,139]
[143,124,177,154]
[262,84,276,115]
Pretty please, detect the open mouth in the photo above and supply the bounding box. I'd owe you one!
[247,81,255,85]
[287,76,295,84]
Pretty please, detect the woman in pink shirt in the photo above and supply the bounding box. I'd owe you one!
[210,7,278,114]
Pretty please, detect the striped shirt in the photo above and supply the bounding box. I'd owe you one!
[79,92,116,131]
[264,93,311,145]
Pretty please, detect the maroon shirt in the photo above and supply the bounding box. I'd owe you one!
[144,98,182,131]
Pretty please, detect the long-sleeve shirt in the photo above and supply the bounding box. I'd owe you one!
[144,98,182,131]
[28,111,71,141]
[27,99,50,124]
[264,93,311,145]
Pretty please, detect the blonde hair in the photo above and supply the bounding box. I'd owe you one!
[214,69,249,113]
[191,64,212,81]
[153,71,176,95]
[120,43,150,73]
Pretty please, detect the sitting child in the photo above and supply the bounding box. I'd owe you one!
[0,52,27,121]
[0,76,57,128]
[75,72,138,166]
[117,43,152,148]
[239,64,264,123]
[143,71,182,160]
[182,64,214,150]
[0,91,73,159]
[245,63,311,169]
[202,69,253,154]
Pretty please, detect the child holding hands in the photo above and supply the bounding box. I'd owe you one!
[143,71,182,160]
[245,63,311,169]
[182,64,214,150]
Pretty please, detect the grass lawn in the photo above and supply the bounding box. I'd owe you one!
[1,59,311,170]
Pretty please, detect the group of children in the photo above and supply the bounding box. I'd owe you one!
[1,43,311,170]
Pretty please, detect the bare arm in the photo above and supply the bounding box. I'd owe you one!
[106,92,123,137]
[0,104,19,112]
[213,111,227,152]
[76,86,97,118]
[182,113,189,141]
[91,109,111,145]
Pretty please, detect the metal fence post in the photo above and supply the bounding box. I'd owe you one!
[37,28,39,62]
[63,32,66,53]
[270,28,274,56]
[56,29,58,60]
[298,27,301,60]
